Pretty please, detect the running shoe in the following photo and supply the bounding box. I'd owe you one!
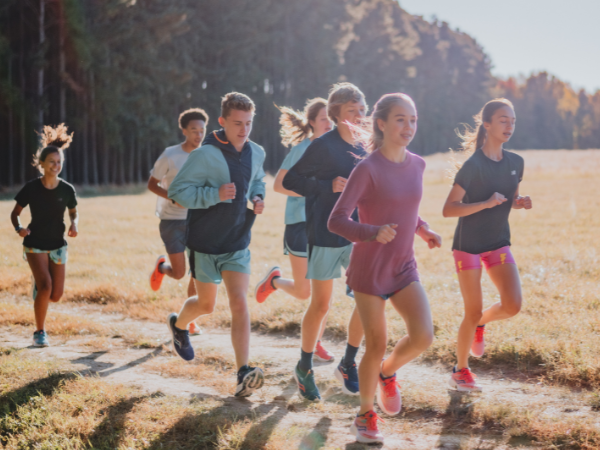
[293,363,321,401]
[377,372,402,415]
[167,313,194,361]
[350,410,385,444]
[188,321,203,336]
[254,266,281,303]
[33,330,49,347]
[150,255,166,291]
[448,367,482,392]
[235,365,265,397]
[314,341,335,362]
[470,325,486,358]
[334,358,359,396]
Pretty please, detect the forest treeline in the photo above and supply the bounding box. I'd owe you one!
[1,0,599,187]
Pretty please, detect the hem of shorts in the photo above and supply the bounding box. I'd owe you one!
[485,261,517,270]
[452,244,512,255]
[348,277,420,298]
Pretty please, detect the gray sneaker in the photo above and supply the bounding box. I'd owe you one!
[33,330,49,347]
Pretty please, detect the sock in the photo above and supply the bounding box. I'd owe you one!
[298,350,313,373]
[270,275,281,289]
[380,371,395,380]
[477,325,485,329]
[238,365,249,375]
[343,343,359,367]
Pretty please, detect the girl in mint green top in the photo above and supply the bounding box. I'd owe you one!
[254,97,336,361]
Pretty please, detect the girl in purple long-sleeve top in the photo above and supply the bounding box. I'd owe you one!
[328,93,442,444]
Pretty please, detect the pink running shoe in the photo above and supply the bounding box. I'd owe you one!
[470,325,486,358]
[254,266,281,304]
[314,341,335,362]
[377,373,402,415]
[350,410,385,444]
[448,367,482,392]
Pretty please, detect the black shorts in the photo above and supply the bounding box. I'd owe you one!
[283,222,307,258]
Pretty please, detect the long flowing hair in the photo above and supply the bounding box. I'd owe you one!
[33,123,74,173]
[450,98,514,176]
[278,97,327,147]
[349,93,416,154]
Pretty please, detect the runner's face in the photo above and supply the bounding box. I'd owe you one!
[309,107,333,138]
[337,99,366,125]
[220,109,254,149]
[378,102,417,148]
[41,152,63,177]
[484,106,516,144]
[182,120,206,148]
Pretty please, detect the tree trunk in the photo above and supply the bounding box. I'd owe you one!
[19,0,26,185]
[38,0,45,131]
[8,56,14,187]
[90,71,99,185]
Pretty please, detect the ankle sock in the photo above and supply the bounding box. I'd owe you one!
[270,275,280,289]
[299,350,313,373]
[343,343,359,367]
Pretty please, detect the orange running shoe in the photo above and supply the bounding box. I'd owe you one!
[350,410,385,444]
[448,367,482,392]
[377,372,402,416]
[314,341,335,362]
[150,255,166,291]
[188,322,202,336]
[254,266,281,303]
[470,325,486,358]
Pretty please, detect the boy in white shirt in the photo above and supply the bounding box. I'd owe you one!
[148,108,208,335]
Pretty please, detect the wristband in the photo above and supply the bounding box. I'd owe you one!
[15,226,23,233]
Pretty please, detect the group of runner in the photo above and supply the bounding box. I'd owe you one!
[11,83,532,444]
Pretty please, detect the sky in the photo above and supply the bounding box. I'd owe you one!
[398,0,600,93]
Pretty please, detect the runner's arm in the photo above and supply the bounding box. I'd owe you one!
[147,176,169,199]
[442,184,505,217]
[249,159,266,201]
[168,151,221,209]
[10,204,30,238]
[273,169,301,197]
[68,207,79,237]
[282,140,333,196]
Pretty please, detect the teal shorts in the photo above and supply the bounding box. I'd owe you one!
[306,244,352,281]
[23,245,68,265]
[187,247,251,284]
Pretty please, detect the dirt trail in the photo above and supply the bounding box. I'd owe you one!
[1,300,593,449]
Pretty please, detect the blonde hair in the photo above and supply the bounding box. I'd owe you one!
[450,98,514,176]
[33,123,73,173]
[221,92,255,119]
[350,93,416,153]
[278,97,327,147]
[327,82,366,124]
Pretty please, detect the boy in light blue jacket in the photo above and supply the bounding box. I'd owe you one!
[167,92,266,397]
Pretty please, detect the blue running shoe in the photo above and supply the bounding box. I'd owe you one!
[293,363,321,401]
[334,358,359,396]
[235,365,265,397]
[167,313,194,361]
[33,330,49,347]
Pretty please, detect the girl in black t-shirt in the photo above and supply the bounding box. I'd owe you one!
[442,99,533,391]
[10,124,79,347]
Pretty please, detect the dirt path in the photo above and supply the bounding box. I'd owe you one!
[1,300,593,449]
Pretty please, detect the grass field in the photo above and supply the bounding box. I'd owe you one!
[1,150,599,386]
[1,150,600,449]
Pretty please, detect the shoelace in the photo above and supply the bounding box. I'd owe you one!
[382,377,400,397]
[474,327,486,343]
[364,412,385,431]
[459,368,477,384]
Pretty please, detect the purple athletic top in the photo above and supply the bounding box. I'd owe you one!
[328,150,427,296]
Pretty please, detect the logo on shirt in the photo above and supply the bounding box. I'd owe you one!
[511,170,516,175]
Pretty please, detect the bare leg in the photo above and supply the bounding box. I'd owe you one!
[174,278,218,330]
[480,264,522,324]
[301,279,333,353]
[347,304,364,348]
[48,260,66,303]
[160,252,187,280]
[455,269,484,370]
[381,282,434,376]
[354,292,387,415]
[26,253,52,331]
[187,276,196,297]
[222,271,251,370]
[272,254,311,300]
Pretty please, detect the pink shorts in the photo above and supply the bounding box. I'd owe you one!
[453,246,516,273]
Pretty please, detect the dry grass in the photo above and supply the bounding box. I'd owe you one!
[0,150,599,389]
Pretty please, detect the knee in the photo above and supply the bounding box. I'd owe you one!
[297,286,311,301]
[49,290,63,303]
[503,298,522,317]
[310,297,331,317]
[464,310,483,325]
[37,279,52,296]
[411,330,434,353]
[171,270,186,280]
[365,331,388,357]
[228,295,248,316]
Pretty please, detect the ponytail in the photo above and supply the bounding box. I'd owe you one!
[450,98,514,177]
[33,123,73,173]
[278,97,327,147]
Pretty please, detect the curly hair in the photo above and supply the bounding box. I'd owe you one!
[33,124,74,172]
[178,108,209,129]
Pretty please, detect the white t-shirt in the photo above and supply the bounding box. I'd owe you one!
[149,144,192,220]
